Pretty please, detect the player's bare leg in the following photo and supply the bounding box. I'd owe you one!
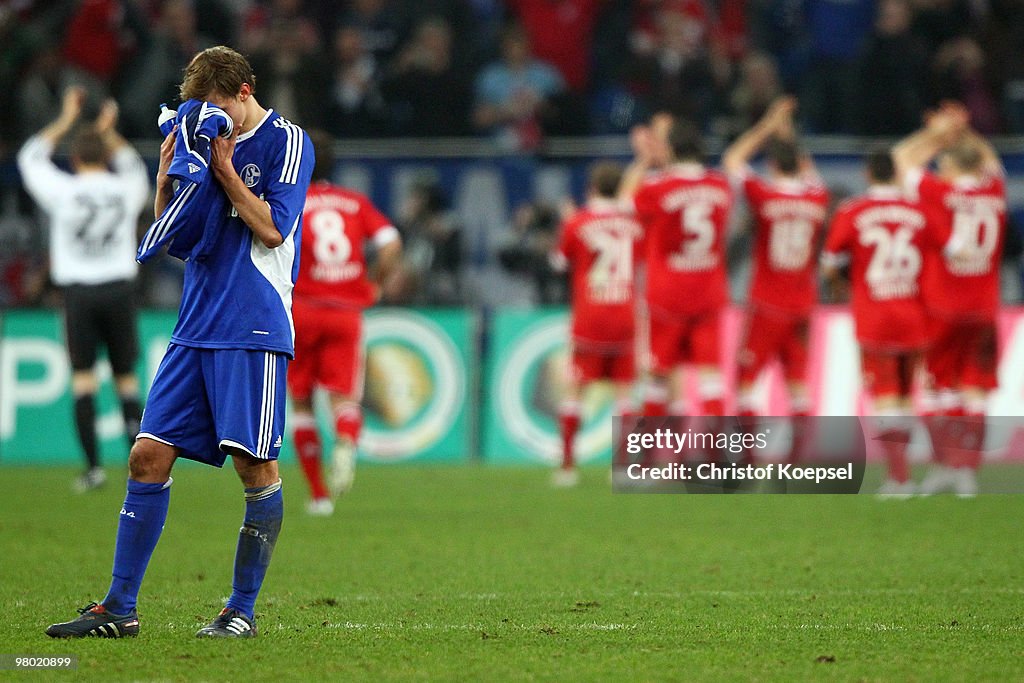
[291,397,331,515]
[114,373,143,447]
[197,452,283,638]
[328,395,361,496]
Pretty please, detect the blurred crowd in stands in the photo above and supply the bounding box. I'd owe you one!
[3,0,1024,309]
[4,0,1024,151]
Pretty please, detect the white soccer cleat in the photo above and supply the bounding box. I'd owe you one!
[551,468,580,488]
[951,468,978,498]
[305,498,335,516]
[876,479,916,500]
[328,440,356,497]
[73,467,107,493]
[918,465,957,495]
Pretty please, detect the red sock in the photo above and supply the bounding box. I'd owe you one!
[294,426,328,500]
[950,414,985,470]
[701,398,725,416]
[643,399,667,417]
[559,412,580,470]
[923,413,949,466]
[878,428,911,483]
[615,411,637,467]
[335,404,362,443]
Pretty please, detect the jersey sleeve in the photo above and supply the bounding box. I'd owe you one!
[906,169,946,205]
[632,183,655,223]
[742,173,768,207]
[16,136,71,212]
[550,218,576,272]
[361,197,400,247]
[821,206,854,268]
[111,146,151,213]
[265,126,316,239]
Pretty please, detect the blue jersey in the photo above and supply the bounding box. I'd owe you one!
[170,109,314,358]
[138,99,234,263]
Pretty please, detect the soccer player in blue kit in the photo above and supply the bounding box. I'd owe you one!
[46,46,314,639]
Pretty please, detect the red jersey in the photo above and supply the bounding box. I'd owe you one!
[907,170,1006,320]
[824,187,936,351]
[553,199,644,347]
[633,163,733,316]
[294,181,397,309]
[743,173,830,315]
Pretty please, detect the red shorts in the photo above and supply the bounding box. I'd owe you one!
[925,317,998,392]
[647,309,720,373]
[860,348,920,398]
[570,341,635,384]
[737,307,809,384]
[288,300,364,400]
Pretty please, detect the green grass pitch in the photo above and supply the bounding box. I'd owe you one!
[1,464,1022,681]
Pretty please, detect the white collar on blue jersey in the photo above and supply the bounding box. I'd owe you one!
[236,108,274,143]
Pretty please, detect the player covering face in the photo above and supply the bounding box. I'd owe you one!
[46,46,315,640]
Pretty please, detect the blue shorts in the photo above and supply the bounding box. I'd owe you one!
[138,343,288,466]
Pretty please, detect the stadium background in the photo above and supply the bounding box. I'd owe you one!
[3,1,1024,467]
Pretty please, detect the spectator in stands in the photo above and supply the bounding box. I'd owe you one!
[472,24,565,152]
[325,23,387,138]
[340,0,408,66]
[117,0,216,138]
[397,178,464,305]
[855,0,929,135]
[982,0,1024,133]
[249,17,325,127]
[625,4,715,126]
[725,51,783,137]
[932,37,1002,134]
[383,18,471,137]
[507,0,605,94]
[498,201,565,305]
[910,0,974,53]
[239,0,318,55]
[799,0,874,133]
[61,0,148,90]
[17,44,80,142]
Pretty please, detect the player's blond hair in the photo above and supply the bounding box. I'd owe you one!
[180,46,256,101]
[943,138,984,173]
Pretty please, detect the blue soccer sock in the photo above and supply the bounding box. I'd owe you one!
[225,480,283,620]
[102,478,172,615]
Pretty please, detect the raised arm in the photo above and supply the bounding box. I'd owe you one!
[96,99,150,204]
[617,125,657,202]
[892,103,968,179]
[721,96,797,178]
[36,86,85,146]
